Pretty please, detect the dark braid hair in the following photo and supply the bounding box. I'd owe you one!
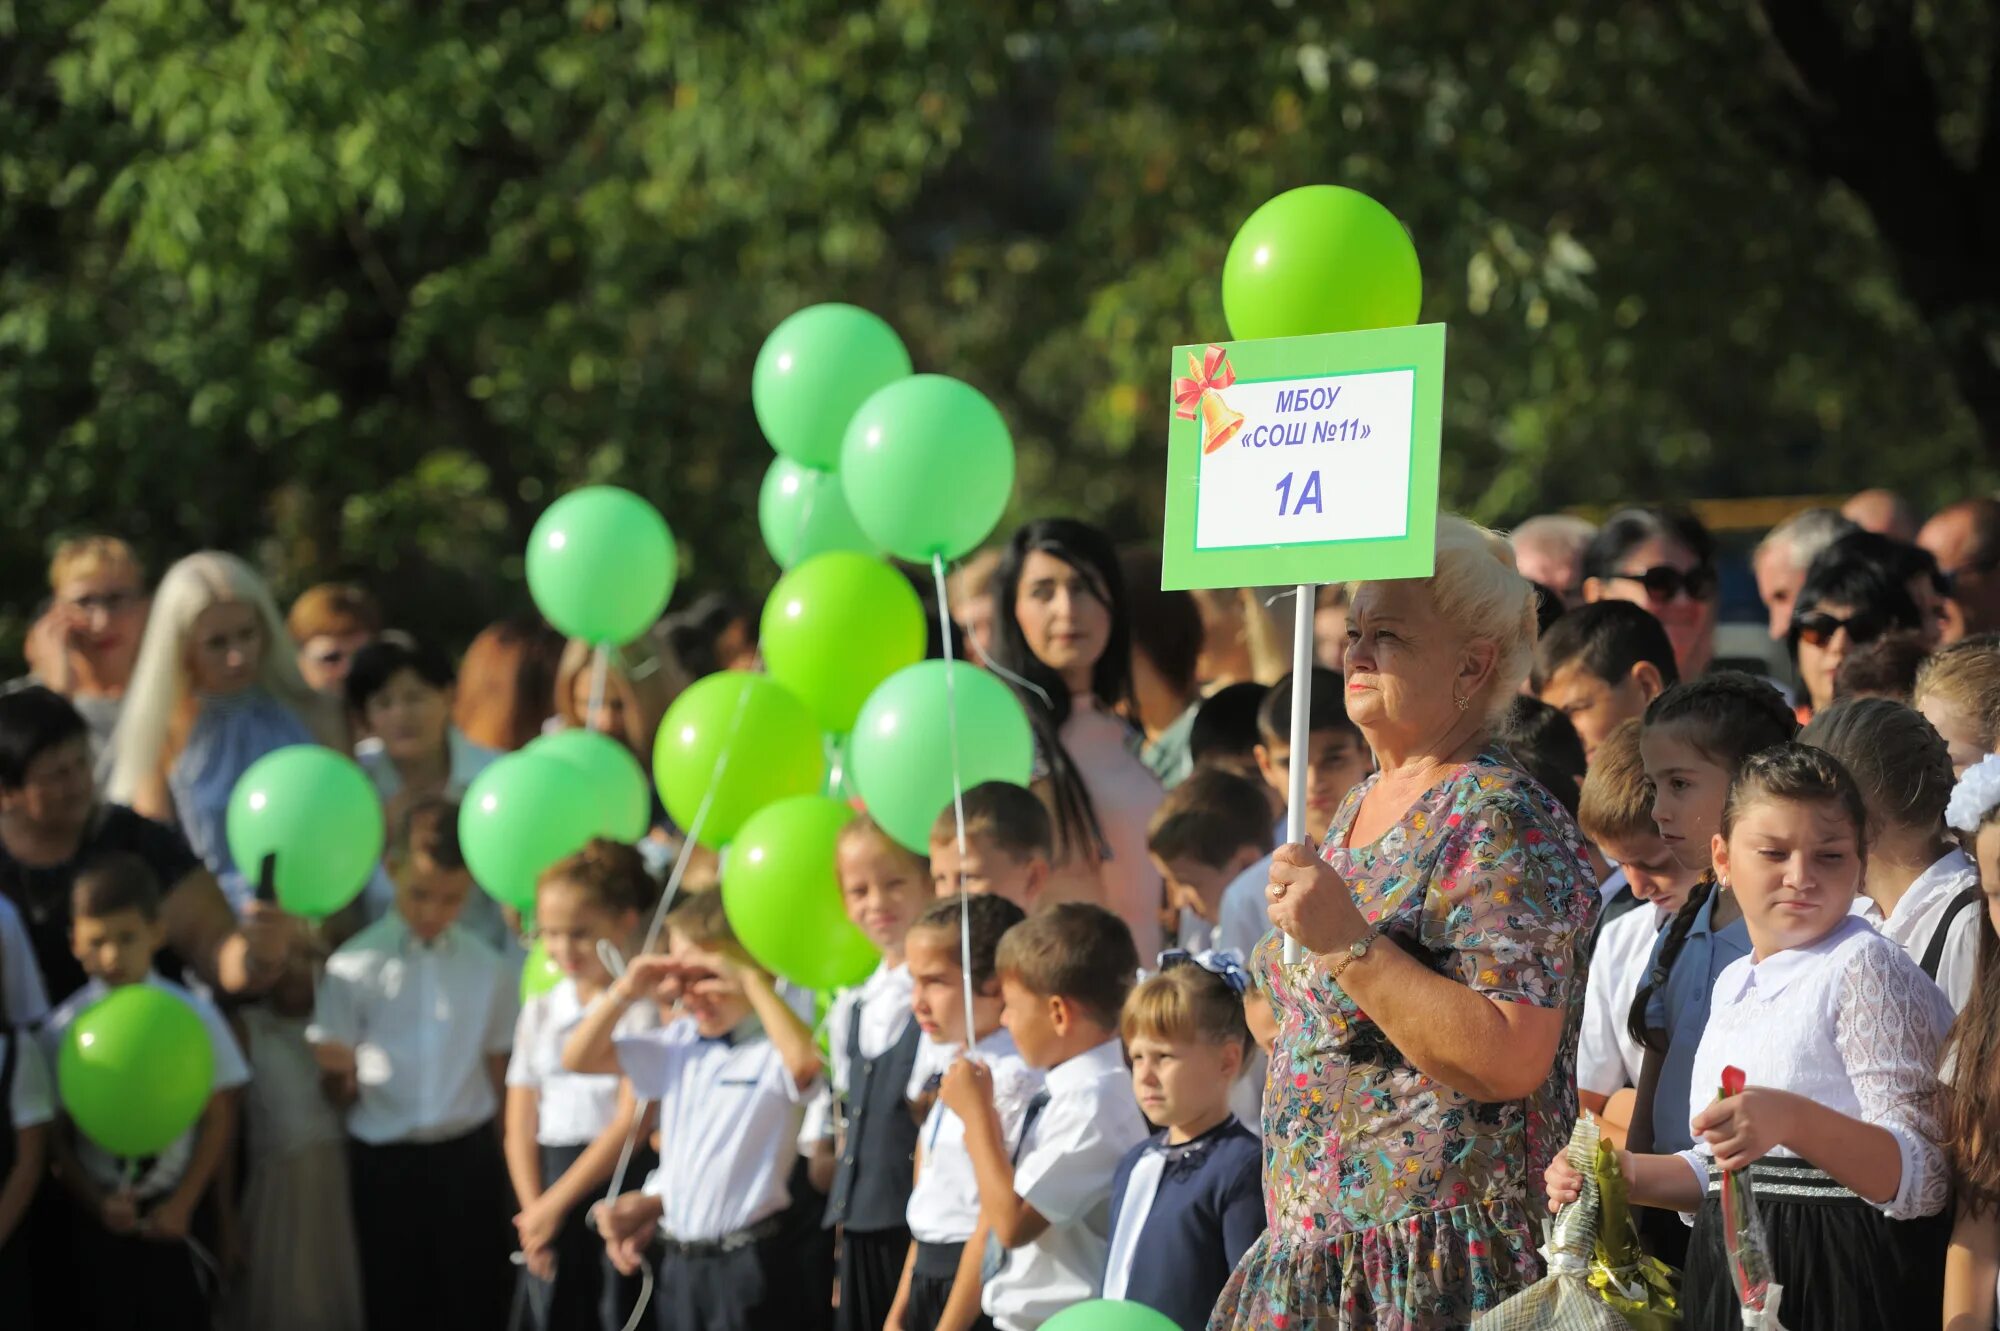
[1625,673,1798,1051]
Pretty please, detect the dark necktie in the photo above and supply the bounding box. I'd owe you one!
[982,1089,1053,1281]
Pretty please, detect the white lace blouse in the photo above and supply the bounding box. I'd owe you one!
[1674,914,1954,1220]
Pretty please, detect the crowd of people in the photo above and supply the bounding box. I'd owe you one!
[7,490,2000,1330]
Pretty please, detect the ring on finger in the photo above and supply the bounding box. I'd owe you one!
[1269,883,1288,900]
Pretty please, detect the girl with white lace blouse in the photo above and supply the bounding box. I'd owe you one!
[1549,743,1954,1331]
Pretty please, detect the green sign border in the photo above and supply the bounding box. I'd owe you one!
[1160,322,1446,591]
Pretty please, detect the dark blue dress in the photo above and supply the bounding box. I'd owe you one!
[1103,1115,1264,1330]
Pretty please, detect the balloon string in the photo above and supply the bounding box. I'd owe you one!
[932,554,977,1052]
[789,469,820,569]
[587,644,610,732]
[962,614,1054,712]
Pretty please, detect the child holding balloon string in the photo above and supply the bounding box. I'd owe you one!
[505,840,660,1331]
[44,852,250,1331]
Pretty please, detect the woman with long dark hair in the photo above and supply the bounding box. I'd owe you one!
[989,519,1167,957]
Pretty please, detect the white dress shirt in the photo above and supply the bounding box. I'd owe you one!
[1849,849,1981,1011]
[906,1028,1043,1244]
[0,896,48,1028]
[506,977,657,1146]
[5,1029,53,1130]
[1677,915,1954,1220]
[983,1037,1150,1331]
[309,914,516,1146]
[619,1016,816,1242]
[1576,902,1667,1096]
[43,972,248,1196]
[1213,852,1275,959]
[827,961,915,1100]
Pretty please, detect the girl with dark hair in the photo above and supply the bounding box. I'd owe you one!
[1552,743,1954,1331]
[1788,547,1925,718]
[1623,672,1797,1261]
[1582,506,1719,679]
[989,519,1167,958]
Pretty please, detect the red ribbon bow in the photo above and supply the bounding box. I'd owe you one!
[1172,345,1235,421]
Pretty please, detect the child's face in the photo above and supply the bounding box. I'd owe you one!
[363,667,452,764]
[1255,728,1371,843]
[1127,1031,1242,1133]
[394,856,474,944]
[1539,661,1654,765]
[838,832,927,958]
[1152,849,1257,923]
[536,880,632,989]
[667,928,750,1037]
[1598,828,1700,914]
[1712,795,1863,960]
[1918,692,1988,777]
[72,908,163,987]
[1641,725,1732,872]
[1979,824,2000,942]
[929,831,1046,911]
[998,973,1064,1069]
[907,925,1002,1045]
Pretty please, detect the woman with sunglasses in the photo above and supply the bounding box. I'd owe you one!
[1789,547,1925,719]
[1581,507,1719,678]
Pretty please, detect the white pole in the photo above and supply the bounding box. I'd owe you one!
[1282,584,1315,965]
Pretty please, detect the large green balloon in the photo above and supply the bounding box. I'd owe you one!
[529,729,652,842]
[752,304,913,470]
[848,661,1036,851]
[59,986,215,1158]
[757,458,878,570]
[653,671,825,849]
[520,940,564,1003]
[525,486,678,646]
[225,745,384,917]
[761,553,926,734]
[840,375,1015,563]
[1221,185,1422,340]
[1041,1301,1180,1331]
[459,751,603,913]
[721,795,879,991]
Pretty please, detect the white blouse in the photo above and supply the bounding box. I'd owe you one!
[1677,915,1954,1220]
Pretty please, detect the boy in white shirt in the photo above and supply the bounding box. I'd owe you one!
[310,799,516,1331]
[591,890,825,1331]
[44,853,249,1331]
[939,903,1147,1331]
[888,893,1038,1331]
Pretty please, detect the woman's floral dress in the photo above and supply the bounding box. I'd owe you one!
[1210,747,1595,1331]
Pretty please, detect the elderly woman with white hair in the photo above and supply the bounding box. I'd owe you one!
[1211,516,1596,1331]
[107,552,345,910]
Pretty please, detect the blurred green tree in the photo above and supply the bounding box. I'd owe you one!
[0,0,1990,649]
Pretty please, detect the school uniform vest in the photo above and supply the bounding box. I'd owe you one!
[824,1008,921,1232]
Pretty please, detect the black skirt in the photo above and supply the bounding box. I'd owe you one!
[1683,1157,1949,1331]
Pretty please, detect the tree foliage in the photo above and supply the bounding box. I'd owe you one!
[1,0,1992,644]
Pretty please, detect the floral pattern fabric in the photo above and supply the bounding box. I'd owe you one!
[1210,747,1596,1330]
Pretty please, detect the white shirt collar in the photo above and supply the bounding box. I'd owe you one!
[386,911,458,956]
[1720,914,1870,1004]
[1043,1036,1125,1096]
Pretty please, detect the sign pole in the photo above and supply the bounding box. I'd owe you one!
[1283,584,1315,966]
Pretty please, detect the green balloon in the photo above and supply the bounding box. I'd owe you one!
[757,458,878,570]
[520,940,564,1003]
[1221,185,1423,340]
[1041,1301,1181,1331]
[459,752,603,913]
[848,661,1035,851]
[721,795,879,991]
[840,375,1015,563]
[752,304,913,469]
[653,671,825,849]
[226,744,384,917]
[530,729,652,842]
[761,553,926,734]
[526,486,678,646]
[59,986,215,1158]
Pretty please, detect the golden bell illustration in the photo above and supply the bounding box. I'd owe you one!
[1198,389,1246,454]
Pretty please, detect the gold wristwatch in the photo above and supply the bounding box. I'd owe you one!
[1325,927,1380,984]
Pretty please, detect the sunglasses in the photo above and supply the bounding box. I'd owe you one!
[1606,565,1717,603]
[1791,609,1894,649]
